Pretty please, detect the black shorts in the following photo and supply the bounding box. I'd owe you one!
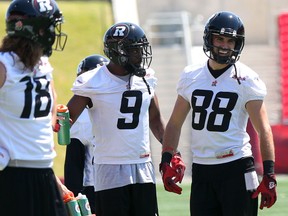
[190,157,258,216]
[0,167,68,216]
[95,183,159,216]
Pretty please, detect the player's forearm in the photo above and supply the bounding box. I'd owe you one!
[150,119,165,143]
[259,127,275,161]
[51,81,58,128]
[162,123,181,154]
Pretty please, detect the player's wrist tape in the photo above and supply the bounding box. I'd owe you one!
[161,152,173,164]
[263,160,275,175]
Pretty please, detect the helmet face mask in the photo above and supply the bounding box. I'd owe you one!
[103,22,152,77]
[52,20,67,55]
[5,0,67,56]
[203,11,245,64]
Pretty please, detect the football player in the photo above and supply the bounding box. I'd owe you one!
[0,0,68,215]
[160,11,277,216]
[66,22,166,216]
[64,54,109,214]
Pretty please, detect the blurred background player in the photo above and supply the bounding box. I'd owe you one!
[64,54,109,214]
[0,0,69,215]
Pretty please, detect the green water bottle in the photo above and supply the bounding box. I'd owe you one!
[63,193,82,216]
[77,193,92,216]
[57,104,71,145]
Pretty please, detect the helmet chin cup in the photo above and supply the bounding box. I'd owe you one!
[124,64,146,77]
[211,47,236,64]
[133,68,146,77]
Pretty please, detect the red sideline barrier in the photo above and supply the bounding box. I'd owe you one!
[247,121,288,174]
[247,120,263,175]
[279,12,288,122]
[271,124,288,174]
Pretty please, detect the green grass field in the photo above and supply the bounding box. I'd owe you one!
[0,2,287,215]
[157,175,288,216]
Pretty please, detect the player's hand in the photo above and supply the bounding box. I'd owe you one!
[52,119,61,132]
[159,162,183,194]
[63,191,75,202]
[171,152,186,183]
[252,174,277,209]
[52,118,73,132]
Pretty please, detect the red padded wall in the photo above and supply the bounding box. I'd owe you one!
[279,13,288,123]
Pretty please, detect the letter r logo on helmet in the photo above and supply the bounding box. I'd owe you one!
[37,0,53,13]
[113,26,127,37]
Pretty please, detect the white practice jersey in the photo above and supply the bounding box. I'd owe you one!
[0,53,56,167]
[178,61,267,165]
[72,65,157,165]
[70,108,94,186]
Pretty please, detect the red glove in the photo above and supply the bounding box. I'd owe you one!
[159,162,182,194]
[52,118,73,132]
[52,120,61,132]
[252,174,277,209]
[171,153,186,183]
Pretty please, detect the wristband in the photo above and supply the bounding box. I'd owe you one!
[161,152,172,164]
[263,160,275,175]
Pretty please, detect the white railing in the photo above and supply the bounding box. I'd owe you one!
[145,11,193,65]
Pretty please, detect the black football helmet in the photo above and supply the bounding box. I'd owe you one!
[77,54,109,76]
[5,0,67,56]
[203,11,245,64]
[103,22,152,77]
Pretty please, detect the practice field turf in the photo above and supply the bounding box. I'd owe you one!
[157,175,288,216]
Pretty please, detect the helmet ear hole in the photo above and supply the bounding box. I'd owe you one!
[120,56,128,64]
